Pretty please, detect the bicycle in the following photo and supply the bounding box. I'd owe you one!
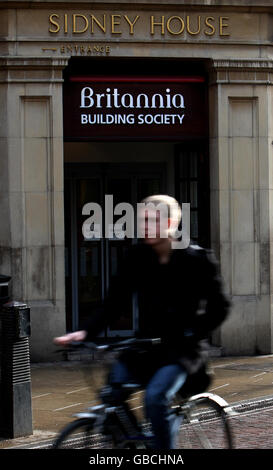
[52,338,236,449]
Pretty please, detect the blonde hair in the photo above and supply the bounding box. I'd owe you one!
[141,194,182,237]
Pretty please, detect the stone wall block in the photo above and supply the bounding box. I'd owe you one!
[9,191,25,247]
[231,138,254,190]
[0,138,9,192]
[26,246,52,301]
[0,84,8,138]
[24,138,48,192]
[0,191,11,246]
[52,137,64,192]
[232,190,254,242]
[25,192,50,247]
[232,242,257,295]
[54,245,65,302]
[221,297,257,355]
[8,137,23,193]
[29,300,66,362]
[53,191,65,247]
[258,137,271,190]
[23,98,49,139]
[219,190,231,242]
[229,98,256,138]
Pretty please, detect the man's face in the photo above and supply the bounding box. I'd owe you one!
[138,208,170,245]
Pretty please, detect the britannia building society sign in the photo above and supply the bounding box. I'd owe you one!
[63,76,207,141]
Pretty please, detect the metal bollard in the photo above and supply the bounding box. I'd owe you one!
[0,301,32,438]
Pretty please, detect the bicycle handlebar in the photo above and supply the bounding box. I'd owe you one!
[56,337,161,354]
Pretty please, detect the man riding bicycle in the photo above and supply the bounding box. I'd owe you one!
[55,195,230,449]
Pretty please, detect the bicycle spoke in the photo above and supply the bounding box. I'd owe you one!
[52,418,114,449]
[176,399,232,449]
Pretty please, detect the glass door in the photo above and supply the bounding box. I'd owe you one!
[65,162,166,337]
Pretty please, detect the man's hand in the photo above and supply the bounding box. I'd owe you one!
[53,330,87,346]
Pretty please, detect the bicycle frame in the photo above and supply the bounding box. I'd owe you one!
[53,339,236,449]
[73,401,154,448]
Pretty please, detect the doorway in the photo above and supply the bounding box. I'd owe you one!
[64,162,167,336]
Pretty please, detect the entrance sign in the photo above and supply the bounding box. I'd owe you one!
[63,76,207,140]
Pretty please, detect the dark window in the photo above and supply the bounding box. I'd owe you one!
[175,143,210,248]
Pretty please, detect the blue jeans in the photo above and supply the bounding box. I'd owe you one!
[108,359,187,449]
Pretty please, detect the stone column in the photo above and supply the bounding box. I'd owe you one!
[208,59,273,354]
[0,57,68,361]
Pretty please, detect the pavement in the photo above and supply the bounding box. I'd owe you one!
[2,351,273,449]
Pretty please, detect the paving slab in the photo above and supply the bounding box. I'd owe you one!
[1,354,273,449]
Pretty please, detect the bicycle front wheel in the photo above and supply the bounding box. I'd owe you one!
[52,418,114,449]
[175,394,233,449]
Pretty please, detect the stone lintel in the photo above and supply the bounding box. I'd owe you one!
[0,56,69,83]
[209,58,273,84]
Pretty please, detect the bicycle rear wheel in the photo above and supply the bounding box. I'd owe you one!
[175,395,233,449]
[52,418,114,449]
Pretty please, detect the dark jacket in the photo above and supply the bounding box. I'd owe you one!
[85,242,230,376]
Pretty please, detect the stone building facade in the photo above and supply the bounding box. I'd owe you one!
[0,1,272,360]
